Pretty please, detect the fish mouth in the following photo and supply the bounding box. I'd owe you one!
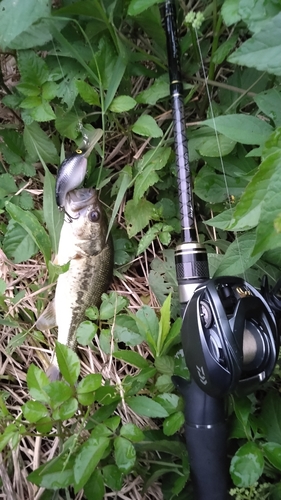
[65,188,97,213]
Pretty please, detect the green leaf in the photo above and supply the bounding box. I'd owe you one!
[114,436,136,473]
[17,50,49,86]
[29,101,56,122]
[53,397,78,420]
[133,147,171,203]
[113,350,150,369]
[100,292,129,320]
[203,114,273,145]
[84,470,105,500]
[155,355,175,375]
[155,374,174,393]
[163,411,185,436]
[128,0,162,16]
[113,314,143,346]
[136,77,170,105]
[109,95,136,113]
[55,108,82,140]
[77,374,102,394]
[75,80,100,106]
[254,89,281,127]
[23,122,59,164]
[154,393,182,415]
[135,305,159,354]
[5,202,51,265]
[212,35,238,65]
[42,82,59,100]
[44,381,73,409]
[95,386,121,406]
[74,436,110,492]
[55,342,80,386]
[214,232,262,276]
[42,163,63,255]
[194,164,247,204]
[0,424,18,453]
[230,442,264,487]
[230,151,281,231]
[76,321,98,346]
[120,423,145,442]
[221,0,241,26]
[259,391,281,444]
[104,55,127,111]
[157,294,171,356]
[263,442,281,471]
[102,464,123,491]
[126,396,169,418]
[125,198,157,238]
[22,400,48,423]
[0,0,50,50]
[132,115,163,138]
[3,219,38,263]
[26,364,50,404]
[228,13,281,76]
[27,453,75,489]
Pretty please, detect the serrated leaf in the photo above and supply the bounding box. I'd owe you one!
[55,108,82,140]
[5,202,51,265]
[228,12,281,76]
[125,198,157,237]
[126,396,168,417]
[76,80,100,106]
[133,148,171,202]
[155,356,175,375]
[55,342,80,386]
[109,95,136,113]
[0,0,50,50]
[214,232,262,276]
[30,101,56,122]
[136,77,169,105]
[254,89,281,127]
[132,115,163,138]
[23,122,58,164]
[203,114,273,146]
[230,442,264,487]
[42,82,59,101]
[221,0,241,26]
[17,50,49,86]
[3,219,38,263]
[114,437,136,473]
[99,292,129,320]
[74,436,110,492]
[259,391,281,444]
[53,397,78,420]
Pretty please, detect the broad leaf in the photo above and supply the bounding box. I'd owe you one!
[23,122,59,164]
[203,114,273,145]
[5,202,51,265]
[229,13,281,76]
[55,343,80,386]
[3,219,38,263]
[230,442,264,487]
[74,436,110,491]
[214,232,262,276]
[126,396,169,418]
[132,115,163,138]
[28,453,75,489]
[114,436,136,473]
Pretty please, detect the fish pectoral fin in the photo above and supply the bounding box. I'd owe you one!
[36,300,57,331]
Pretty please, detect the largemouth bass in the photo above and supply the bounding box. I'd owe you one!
[37,188,114,380]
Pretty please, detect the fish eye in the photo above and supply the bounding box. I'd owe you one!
[88,210,100,222]
[75,149,83,154]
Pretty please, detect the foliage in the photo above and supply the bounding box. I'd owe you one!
[1,0,281,498]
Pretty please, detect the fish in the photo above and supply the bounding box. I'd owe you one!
[55,129,103,211]
[36,188,114,380]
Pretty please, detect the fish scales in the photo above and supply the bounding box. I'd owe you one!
[36,188,113,380]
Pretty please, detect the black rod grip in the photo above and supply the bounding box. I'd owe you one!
[173,377,230,500]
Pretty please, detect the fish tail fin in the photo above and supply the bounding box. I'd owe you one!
[46,363,60,381]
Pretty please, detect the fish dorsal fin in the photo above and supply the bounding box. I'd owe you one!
[36,300,57,331]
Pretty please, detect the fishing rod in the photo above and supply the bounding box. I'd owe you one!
[160,1,280,498]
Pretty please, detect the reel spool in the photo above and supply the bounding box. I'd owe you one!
[182,276,279,398]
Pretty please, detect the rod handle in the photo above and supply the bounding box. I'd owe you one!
[173,377,230,500]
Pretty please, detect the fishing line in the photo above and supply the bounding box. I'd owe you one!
[194,28,246,279]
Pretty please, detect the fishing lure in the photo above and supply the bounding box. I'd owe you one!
[55,148,88,212]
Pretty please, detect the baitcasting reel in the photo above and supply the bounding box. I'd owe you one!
[182,276,280,398]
